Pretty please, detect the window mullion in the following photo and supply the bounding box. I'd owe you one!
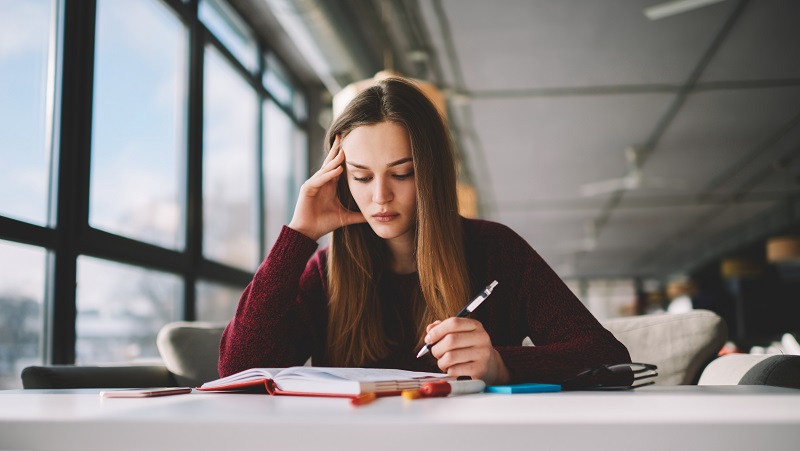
[51,0,98,364]
[184,2,205,322]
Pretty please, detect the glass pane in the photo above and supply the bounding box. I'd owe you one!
[76,256,182,364]
[263,100,293,252]
[293,89,307,122]
[196,279,242,322]
[263,53,292,108]
[203,45,259,270]
[292,125,308,207]
[0,0,56,226]
[290,125,309,241]
[199,0,257,72]
[0,241,47,389]
[89,0,188,250]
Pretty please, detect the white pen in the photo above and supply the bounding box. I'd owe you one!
[416,280,499,358]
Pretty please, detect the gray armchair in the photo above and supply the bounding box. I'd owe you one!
[155,321,226,387]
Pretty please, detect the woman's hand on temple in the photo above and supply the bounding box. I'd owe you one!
[425,318,511,386]
[288,135,366,240]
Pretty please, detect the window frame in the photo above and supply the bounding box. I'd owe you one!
[0,0,314,366]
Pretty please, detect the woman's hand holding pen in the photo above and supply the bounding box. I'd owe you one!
[288,135,367,240]
[424,318,511,386]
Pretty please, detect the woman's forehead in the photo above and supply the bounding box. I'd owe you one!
[342,122,412,164]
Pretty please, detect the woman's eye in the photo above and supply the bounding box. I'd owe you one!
[353,176,372,183]
[393,172,414,180]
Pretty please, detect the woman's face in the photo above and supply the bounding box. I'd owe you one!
[342,121,417,245]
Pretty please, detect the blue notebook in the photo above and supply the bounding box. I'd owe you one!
[485,383,561,394]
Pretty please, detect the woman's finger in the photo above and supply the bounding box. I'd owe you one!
[305,164,343,191]
[436,347,490,374]
[339,209,367,226]
[430,331,487,359]
[321,134,341,166]
[444,361,484,379]
[425,320,442,334]
[426,318,479,344]
[316,144,345,176]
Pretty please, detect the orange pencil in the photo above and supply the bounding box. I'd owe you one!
[351,393,377,406]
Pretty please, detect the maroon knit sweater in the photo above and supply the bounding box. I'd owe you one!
[219,218,631,384]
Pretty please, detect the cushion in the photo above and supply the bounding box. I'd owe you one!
[157,322,226,387]
[601,310,727,385]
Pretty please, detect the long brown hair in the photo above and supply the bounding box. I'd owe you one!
[325,78,471,367]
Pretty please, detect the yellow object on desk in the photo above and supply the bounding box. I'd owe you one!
[401,389,422,400]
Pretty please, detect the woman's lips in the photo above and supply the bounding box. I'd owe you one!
[372,213,399,223]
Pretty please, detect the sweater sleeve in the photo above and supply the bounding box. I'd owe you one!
[489,227,631,384]
[218,226,324,377]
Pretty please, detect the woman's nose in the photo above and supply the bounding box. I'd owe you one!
[372,178,393,204]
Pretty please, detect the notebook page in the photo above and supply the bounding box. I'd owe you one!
[201,368,283,388]
[275,367,446,382]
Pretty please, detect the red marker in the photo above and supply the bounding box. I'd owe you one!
[419,380,486,397]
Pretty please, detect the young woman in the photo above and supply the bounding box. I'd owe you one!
[218,78,630,386]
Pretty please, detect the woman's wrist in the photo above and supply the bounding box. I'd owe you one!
[287,222,319,241]
[489,349,512,385]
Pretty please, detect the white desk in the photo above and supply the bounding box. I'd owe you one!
[1,386,799,450]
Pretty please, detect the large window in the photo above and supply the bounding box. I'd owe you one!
[263,52,308,251]
[203,45,259,271]
[0,0,56,390]
[90,0,188,250]
[263,100,294,250]
[0,0,312,389]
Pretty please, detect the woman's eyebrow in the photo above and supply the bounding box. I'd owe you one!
[387,157,413,167]
[346,157,413,170]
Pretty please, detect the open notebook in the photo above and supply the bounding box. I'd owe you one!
[198,367,449,397]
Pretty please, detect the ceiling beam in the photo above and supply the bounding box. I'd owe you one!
[463,79,800,100]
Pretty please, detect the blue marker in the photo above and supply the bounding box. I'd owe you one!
[485,383,561,394]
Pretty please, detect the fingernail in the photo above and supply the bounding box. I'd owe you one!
[424,334,431,343]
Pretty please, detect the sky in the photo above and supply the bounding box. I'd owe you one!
[0,0,52,226]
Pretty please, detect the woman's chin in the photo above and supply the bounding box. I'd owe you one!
[367,221,411,241]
